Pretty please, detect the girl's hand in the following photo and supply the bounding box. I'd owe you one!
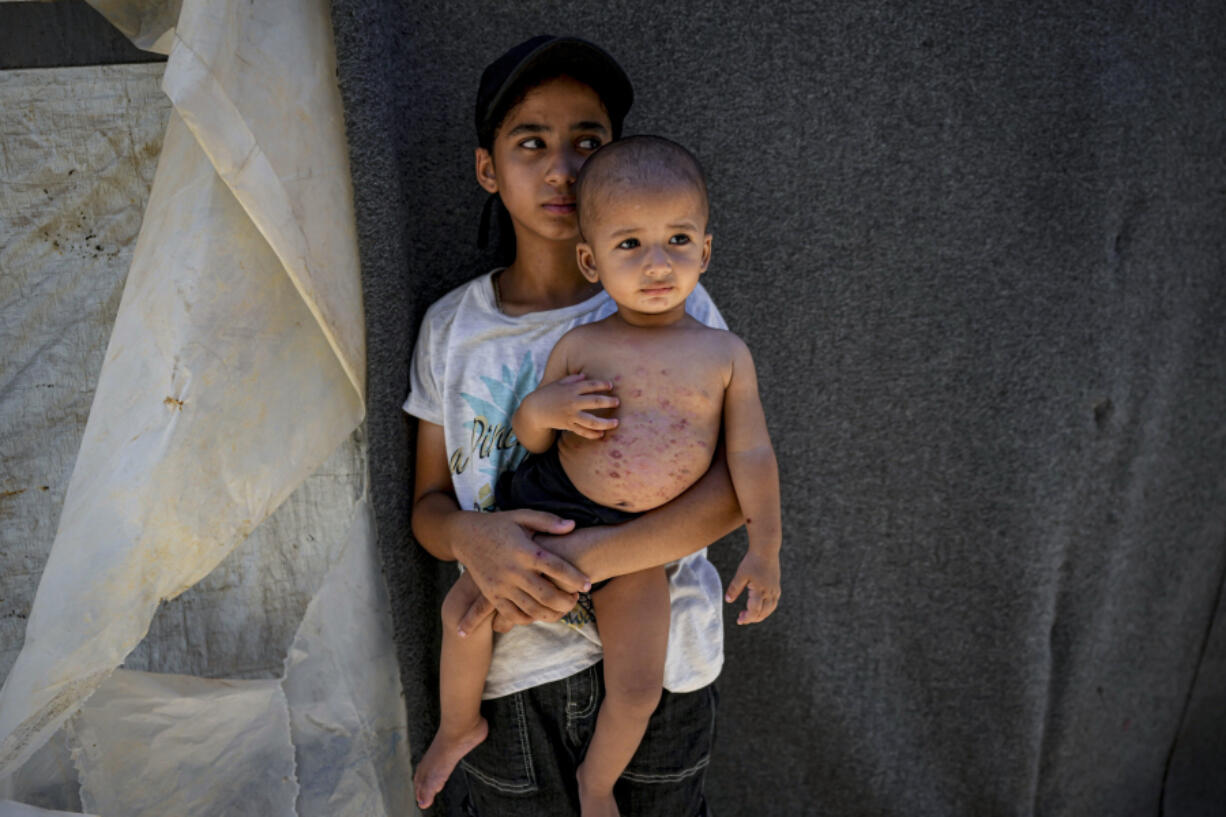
[725,550,781,625]
[450,508,591,631]
[523,372,620,440]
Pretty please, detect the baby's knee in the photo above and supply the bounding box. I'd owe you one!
[605,677,662,719]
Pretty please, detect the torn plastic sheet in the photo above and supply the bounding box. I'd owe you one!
[67,670,298,817]
[85,0,181,54]
[0,731,80,815]
[2,497,413,816]
[0,61,362,695]
[0,61,368,809]
[59,501,409,817]
[0,105,359,774]
[0,0,365,776]
[162,0,366,402]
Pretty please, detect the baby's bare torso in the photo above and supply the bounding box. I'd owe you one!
[555,315,732,512]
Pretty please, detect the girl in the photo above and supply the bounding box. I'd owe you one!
[405,35,741,817]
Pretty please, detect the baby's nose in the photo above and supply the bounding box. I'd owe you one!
[644,246,671,274]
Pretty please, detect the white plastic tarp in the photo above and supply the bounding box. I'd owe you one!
[280,500,413,817]
[0,1,409,813]
[0,62,171,692]
[68,670,300,817]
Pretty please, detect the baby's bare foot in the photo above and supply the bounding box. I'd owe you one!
[577,766,621,817]
[413,718,488,809]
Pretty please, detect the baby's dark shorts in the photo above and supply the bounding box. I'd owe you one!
[495,445,642,591]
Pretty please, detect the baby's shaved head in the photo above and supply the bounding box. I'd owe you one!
[576,135,709,237]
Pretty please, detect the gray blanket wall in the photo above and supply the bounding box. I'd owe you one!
[331,2,1226,814]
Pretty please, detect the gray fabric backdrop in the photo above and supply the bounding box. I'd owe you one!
[329,1,1226,814]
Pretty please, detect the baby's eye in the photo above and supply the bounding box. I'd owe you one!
[616,238,640,250]
[576,136,603,151]
[669,234,692,245]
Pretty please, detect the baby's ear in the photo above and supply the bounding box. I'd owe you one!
[576,243,600,283]
[475,147,498,193]
[699,233,713,273]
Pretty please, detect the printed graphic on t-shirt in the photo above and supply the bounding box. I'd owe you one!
[564,593,596,628]
[449,352,535,510]
[450,350,596,630]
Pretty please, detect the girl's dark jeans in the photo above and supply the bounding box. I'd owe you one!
[458,661,717,816]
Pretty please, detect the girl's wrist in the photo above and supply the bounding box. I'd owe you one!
[443,507,481,563]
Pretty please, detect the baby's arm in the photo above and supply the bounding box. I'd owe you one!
[511,330,620,452]
[721,336,782,625]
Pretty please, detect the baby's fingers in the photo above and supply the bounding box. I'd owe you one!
[738,586,766,625]
[575,411,618,430]
[736,584,780,625]
[725,570,750,606]
[569,414,619,439]
[572,378,615,394]
[576,393,620,412]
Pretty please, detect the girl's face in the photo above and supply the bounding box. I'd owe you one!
[475,76,612,247]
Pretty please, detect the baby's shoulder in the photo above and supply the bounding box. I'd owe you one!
[682,320,750,356]
[555,317,606,347]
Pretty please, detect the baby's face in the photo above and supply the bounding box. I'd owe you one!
[577,184,711,323]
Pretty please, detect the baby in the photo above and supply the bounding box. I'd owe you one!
[414,135,782,817]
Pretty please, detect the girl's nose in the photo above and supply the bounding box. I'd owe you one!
[544,146,581,186]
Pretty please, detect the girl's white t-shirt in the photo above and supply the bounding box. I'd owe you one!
[405,270,726,698]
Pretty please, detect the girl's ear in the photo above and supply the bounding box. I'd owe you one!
[699,233,713,274]
[475,147,498,194]
[576,242,600,283]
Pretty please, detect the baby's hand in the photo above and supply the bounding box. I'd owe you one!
[725,550,781,625]
[528,372,619,439]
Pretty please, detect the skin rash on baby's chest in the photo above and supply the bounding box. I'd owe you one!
[558,333,727,512]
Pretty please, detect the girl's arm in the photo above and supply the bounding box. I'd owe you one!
[412,419,591,627]
[565,446,743,580]
[455,444,744,634]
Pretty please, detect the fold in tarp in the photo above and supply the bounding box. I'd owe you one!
[0,0,368,780]
[68,670,299,817]
[59,500,410,817]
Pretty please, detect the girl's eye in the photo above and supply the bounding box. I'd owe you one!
[616,238,640,250]
[669,234,691,245]
[577,136,603,151]
[519,137,545,150]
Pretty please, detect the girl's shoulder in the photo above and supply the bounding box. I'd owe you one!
[422,270,500,321]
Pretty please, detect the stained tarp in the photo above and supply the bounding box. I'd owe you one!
[1,1,409,813]
[57,500,409,817]
[0,62,171,693]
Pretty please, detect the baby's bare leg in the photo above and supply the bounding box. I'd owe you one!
[413,571,492,809]
[577,567,670,817]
